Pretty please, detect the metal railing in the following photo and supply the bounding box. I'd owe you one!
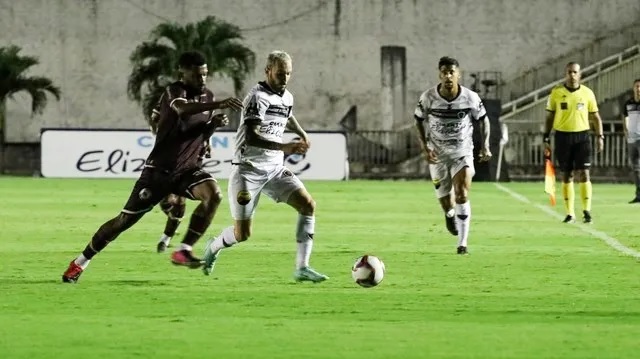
[501,23,640,104]
[347,126,420,165]
[501,45,640,120]
[504,132,629,168]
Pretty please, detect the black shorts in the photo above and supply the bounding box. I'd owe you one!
[554,130,592,172]
[122,167,215,215]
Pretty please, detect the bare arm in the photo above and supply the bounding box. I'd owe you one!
[623,114,629,138]
[544,111,555,140]
[589,112,604,136]
[172,100,224,117]
[414,118,428,150]
[149,110,160,135]
[479,116,491,148]
[286,115,309,142]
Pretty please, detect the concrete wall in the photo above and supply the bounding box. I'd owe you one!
[2,0,639,142]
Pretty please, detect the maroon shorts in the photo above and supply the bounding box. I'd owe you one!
[122,167,215,215]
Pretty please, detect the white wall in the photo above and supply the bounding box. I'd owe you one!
[2,0,639,142]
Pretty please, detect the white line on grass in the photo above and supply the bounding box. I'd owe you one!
[494,183,640,259]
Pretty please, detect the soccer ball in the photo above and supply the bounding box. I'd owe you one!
[351,255,385,287]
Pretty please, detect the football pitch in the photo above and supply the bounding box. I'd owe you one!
[0,177,638,359]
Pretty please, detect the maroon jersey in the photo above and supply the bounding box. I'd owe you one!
[146,81,215,173]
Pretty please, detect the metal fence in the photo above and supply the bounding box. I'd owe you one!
[347,126,420,165]
[505,131,629,168]
[345,129,632,181]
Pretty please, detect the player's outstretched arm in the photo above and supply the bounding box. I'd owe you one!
[286,116,310,144]
[172,98,243,118]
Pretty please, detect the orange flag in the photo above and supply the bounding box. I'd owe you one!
[544,149,556,206]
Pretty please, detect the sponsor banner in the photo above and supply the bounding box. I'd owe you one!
[41,129,348,180]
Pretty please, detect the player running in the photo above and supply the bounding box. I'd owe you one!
[200,50,329,282]
[61,51,243,283]
[414,56,492,255]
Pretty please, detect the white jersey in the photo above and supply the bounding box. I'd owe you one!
[414,85,486,160]
[623,99,640,143]
[234,82,294,167]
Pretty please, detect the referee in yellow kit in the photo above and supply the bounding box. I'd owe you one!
[543,62,604,224]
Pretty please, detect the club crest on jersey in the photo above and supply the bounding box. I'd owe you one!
[139,188,152,200]
[237,190,251,205]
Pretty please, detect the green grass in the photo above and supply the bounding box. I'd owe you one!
[0,177,639,359]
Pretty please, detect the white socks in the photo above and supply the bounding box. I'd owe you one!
[205,215,315,270]
[455,202,471,247]
[74,254,91,270]
[159,234,171,245]
[295,215,315,269]
[208,226,238,255]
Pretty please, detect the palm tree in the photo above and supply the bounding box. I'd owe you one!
[128,16,256,123]
[0,45,61,139]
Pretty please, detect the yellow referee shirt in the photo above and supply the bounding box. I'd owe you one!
[545,84,598,132]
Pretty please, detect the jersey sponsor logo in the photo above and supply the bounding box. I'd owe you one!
[265,105,291,118]
[560,102,568,110]
[432,121,466,136]
[259,121,286,137]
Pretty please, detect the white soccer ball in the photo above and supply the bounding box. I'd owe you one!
[351,255,385,287]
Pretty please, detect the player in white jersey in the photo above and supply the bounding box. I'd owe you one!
[414,56,492,255]
[623,78,640,203]
[201,51,329,282]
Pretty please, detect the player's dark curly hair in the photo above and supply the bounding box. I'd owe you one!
[438,56,459,69]
[178,51,207,68]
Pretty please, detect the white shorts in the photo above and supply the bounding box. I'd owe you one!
[429,155,475,198]
[228,164,305,220]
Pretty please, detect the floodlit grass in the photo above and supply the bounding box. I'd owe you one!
[0,177,639,359]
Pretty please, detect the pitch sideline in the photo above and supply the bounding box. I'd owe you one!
[494,183,640,259]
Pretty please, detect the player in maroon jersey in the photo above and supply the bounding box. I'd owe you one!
[62,51,243,283]
[148,105,213,254]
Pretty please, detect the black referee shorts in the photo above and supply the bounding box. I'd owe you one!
[554,130,592,173]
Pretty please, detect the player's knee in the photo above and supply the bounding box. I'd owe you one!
[454,192,468,204]
[169,202,186,221]
[116,213,141,231]
[201,189,223,211]
[298,198,316,216]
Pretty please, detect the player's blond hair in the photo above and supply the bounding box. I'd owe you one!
[266,50,292,70]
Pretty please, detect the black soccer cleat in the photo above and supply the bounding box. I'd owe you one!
[157,241,168,253]
[629,197,640,204]
[562,215,575,223]
[582,210,592,224]
[445,215,458,236]
[456,246,468,255]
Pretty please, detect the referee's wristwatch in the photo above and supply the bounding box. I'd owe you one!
[596,134,604,140]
